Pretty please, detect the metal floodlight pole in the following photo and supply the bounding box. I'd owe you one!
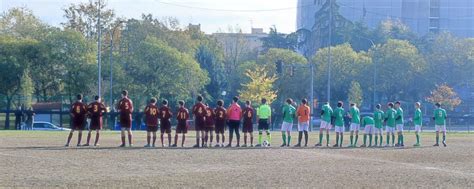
[327,0,332,103]
[310,63,314,131]
[109,31,113,107]
[97,0,102,98]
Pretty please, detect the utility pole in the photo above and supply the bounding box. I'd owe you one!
[327,0,332,103]
[97,0,102,98]
[310,63,314,131]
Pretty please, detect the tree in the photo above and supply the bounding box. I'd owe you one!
[239,67,278,107]
[348,81,363,106]
[373,19,417,44]
[426,84,461,111]
[261,26,298,52]
[19,70,34,108]
[0,7,49,39]
[195,44,226,101]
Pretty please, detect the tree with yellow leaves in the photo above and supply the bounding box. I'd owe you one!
[239,67,278,107]
[426,84,461,110]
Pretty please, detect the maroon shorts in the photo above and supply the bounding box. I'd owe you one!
[195,118,205,131]
[215,121,225,134]
[71,121,85,130]
[176,121,188,134]
[147,125,158,132]
[242,122,253,133]
[89,117,102,130]
[120,114,132,128]
[203,126,214,132]
[160,121,171,133]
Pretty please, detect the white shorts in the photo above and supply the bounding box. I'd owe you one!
[435,125,446,132]
[335,126,344,133]
[364,125,374,134]
[386,126,395,134]
[281,122,293,132]
[350,123,360,131]
[414,125,422,132]
[298,122,309,131]
[373,127,383,135]
[396,124,404,132]
[320,121,332,130]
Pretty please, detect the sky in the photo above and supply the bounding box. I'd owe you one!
[0,0,298,34]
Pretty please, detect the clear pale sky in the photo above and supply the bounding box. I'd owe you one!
[1,0,297,34]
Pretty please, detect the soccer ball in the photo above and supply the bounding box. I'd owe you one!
[262,140,269,147]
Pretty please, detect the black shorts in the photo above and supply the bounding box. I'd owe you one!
[195,119,205,131]
[176,121,188,134]
[160,121,171,133]
[147,126,158,132]
[72,123,85,130]
[228,120,240,131]
[203,127,214,132]
[258,119,269,130]
[242,122,253,133]
[215,121,225,134]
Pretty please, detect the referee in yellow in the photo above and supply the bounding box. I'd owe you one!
[256,98,272,147]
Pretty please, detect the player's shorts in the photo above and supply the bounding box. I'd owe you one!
[215,121,225,134]
[364,124,374,134]
[71,121,86,130]
[160,121,171,133]
[119,114,132,128]
[176,121,188,134]
[414,125,422,132]
[335,126,344,133]
[203,126,214,132]
[228,120,240,131]
[350,123,360,131]
[258,119,269,130]
[385,126,395,134]
[435,125,446,132]
[373,127,383,135]
[281,122,293,132]
[147,125,158,132]
[194,118,205,131]
[242,122,253,133]
[396,124,404,132]
[89,117,102,130]
[320,121,332,130]
[298,121,309,131]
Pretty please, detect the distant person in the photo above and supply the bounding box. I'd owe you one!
[395,101,405,147]
[192,95,206,148]
[413,102,423,147]
[65,94,87,147]
[241,100,254,147]
[203,103,215,147]
[433,103,447,147]
[173,100,189,147]
[143,98,159,148]
[373,104,384,147]
[295,98,310,147]
[25,107,35,130]
[361,115,374,147]
[348,103,360,147]
[117,90,134,147]
[384,102,397,147]
[333,101,345,148]
[280,98,296,147]
[159,99,173,147]
[256,98,272,147]
[316,102,333,147]
[214,100,227,147]
[85,96,107,146]
[226,96,242,147]
[14,106,23,130]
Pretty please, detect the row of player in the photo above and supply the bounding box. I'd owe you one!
[65,90,448,148]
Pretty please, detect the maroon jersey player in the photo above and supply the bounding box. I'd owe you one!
[144,98,159,147]
[214,100,226,147]
[192,95,207,148]
[173,100,189,147]
[117,90,134,147]
[242,100,255,147]
[65,94,88,147]
[85,96,107,146]
[203,104,215,147]
[159,100,173,147]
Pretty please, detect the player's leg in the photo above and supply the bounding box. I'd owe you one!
[326,126,330,147]
[442,125,447,147]
[215,128,220,147]
[85,129,92,146]
[77,129,83,146]
[362,126,368,147]
[339,131,344,147]
[227,123,234,147]
[414,125,420,147]
[354,125,359,147]
[235,123,241,147]
[167,129,172,147]
[152,131,157,147]
[201,130,205,147]
[65,129,75,147]
[194,128,200,148]
[250,131,254,147]
[349,124,354,147]
[287,128,292,147]
[120,127,126,147]
[295,123,302,147]
[160,128,165,147]
[385,127,390,147]
[173,130,179,147]
[127,128,133,147]
[209,129,214,147]
[242,131,247,147]
[145,131,151,147]
[281,122,287,147]
[368,126,373,147]
[334,129,340,148]
[94,129,100,146]
[317,122,324,146]
[303,124,308,147]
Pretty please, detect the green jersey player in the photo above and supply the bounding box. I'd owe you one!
[384,102,396,147]
[373,104,384,147]
[361,116,374,147]
[413,102,422,147]
[316,102,333,147]
[332,101,345,148]
[394,101,405,147]
[433,103,447,147]
[281,98,296,147]
[347,103,360,147]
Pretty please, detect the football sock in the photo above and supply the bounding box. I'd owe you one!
[363,134,367,145]
[236,131,240,146]
[182,135,186,146]
[121,136,126,145]
[128,134,132,145]
[326,134,329,145]
[161,135,164,146]
[391,134,395,145]
[222,135,225,145]
[401,134,404,145]
[319,133,323,144]
[304,131,308,146]
[267,131,272,144]
[152,136,156,146]
[386,134,389,145]
[174,135,178,145]
[168,134,172,146]
[298,131,302,145]
[94,133,100,145]
[258,131,263,144]
[354,135,358,146]
[340,134,343,146]
[77,132,82,145]
[282,132,286,145]
[369,134,372,146]
[379,135,383,146]
[436,135,439,144]
[442,135,446,142]
[397,134,401,144]
[210,135,213,143]
[287,135,291,145]
[250,136,253,145]
[416,134,419,144]
[335,134,339,146]
[147,136,151,145]
[86,133,91,145]
[350,135,353,145]
[375,136,378,145]
[66,132,73,145]
[244,135,247,145]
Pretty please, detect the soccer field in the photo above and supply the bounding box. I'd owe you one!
[0,131,472,188]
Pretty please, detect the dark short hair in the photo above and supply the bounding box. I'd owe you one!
[217,100,223,106]
[395,101,401,105]
[122,90,128,96]
[435,102,441,107]
[388,102,394,108]
[350,103,355,106]
[76,94,83,100]
[233,96,239,102]
[94,95,99,100]
[162,99,168,105]
[286,98,293,104]
[178,100,184,106]
[337,101,343,107]
[197,95,203,102]
[376,104,381,109]
[246,100,251,105]
[150,98,157,103]
[261,98,267,104]
[302,98,308,104]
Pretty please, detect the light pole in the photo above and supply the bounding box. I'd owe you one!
[358,36,377,109]
[109,21,124,108]
[327,0,332,103]
[97,0,102,98]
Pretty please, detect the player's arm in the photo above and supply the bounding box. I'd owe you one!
[69,105,74,117]
[129,100,134,113]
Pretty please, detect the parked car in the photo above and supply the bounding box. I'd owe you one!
[32,121,70,131]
